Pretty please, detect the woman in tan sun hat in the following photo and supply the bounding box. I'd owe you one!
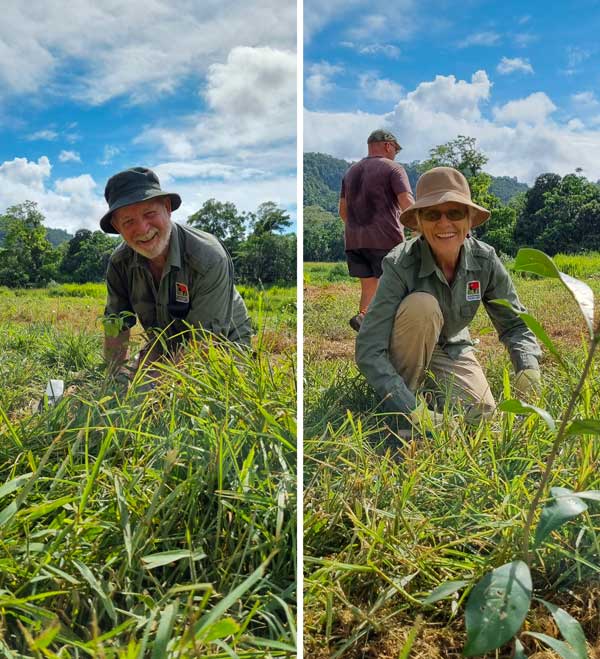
[355,166,542,429]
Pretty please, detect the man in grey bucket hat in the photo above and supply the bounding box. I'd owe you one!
[101,167,251,377]
[339,129,414,332]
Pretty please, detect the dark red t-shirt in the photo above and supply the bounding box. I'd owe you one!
[340,156,412,250]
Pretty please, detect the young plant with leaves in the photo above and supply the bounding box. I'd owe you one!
[422,248,599,658]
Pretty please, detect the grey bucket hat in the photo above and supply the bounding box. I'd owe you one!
[400,167,490,230]
[100,167,182,234]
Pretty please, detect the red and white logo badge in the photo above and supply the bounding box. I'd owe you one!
[175,282,189,303]
[466,280,481,302]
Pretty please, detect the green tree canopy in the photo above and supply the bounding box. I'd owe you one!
[59,229,117,283]
[187,199,248,253]
[251,201,292,235]
[515,173,600,254]
[304,205,345,261]
[419,135,488,178]
[0,201,57,287]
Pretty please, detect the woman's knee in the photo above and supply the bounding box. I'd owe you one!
[395,292,443,327]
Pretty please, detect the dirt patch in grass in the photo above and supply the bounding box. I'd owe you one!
[305,582,600,658]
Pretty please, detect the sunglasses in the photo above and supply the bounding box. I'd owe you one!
[419,207,468,222]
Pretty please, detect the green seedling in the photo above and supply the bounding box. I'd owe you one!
[433,248,598,658]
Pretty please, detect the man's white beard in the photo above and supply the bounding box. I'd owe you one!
[133,221,173,260]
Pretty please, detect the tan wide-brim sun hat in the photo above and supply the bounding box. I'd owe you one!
[400,166,490,231]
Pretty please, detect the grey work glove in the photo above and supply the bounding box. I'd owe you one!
[409,399,456,432]
[514,368,541,399]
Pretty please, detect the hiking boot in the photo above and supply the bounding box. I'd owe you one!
[349,312,365,332]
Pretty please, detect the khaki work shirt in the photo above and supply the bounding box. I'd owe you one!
[105,222,252,346]
[355,236,541,413]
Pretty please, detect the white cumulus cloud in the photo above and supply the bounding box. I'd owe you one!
[358,43,401,58]
[0,156,105,232]
[58,150,81,163]
[458,31,501,48]
[0,1,295,106]
[306,61,343,100]
[137,46,296,160]
[27,129,58,141]
[99,145,120,165]
[493,92,556,125]
[304,70,600,184]
[497,56,534,75]
[359,74,403,102]
[571,91,599,107]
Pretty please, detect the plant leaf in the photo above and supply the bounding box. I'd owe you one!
[513,248,594,338]
[514,248,561,278]
[534,490,588,547]
[202,617,239,642]
[0,473,33,500]
[463,561,532,657]
[142,550,206,570]
[514,638,528,659]
[569,490,600,502]
[492,300,566,367]
[193,557,268,640]
[524,632,582,659]
[559,273,594,339]
[72,559,117,624]
[421,580,469,605]
[151,601,178,659]
[398,615,422,659]
[498,399,556,431]
[565,420,600,437]
[537,599,588,659]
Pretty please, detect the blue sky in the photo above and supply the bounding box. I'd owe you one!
[0,1,296,233]
[304,0,600,183]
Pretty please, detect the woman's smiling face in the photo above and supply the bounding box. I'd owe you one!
[417,201,472,261]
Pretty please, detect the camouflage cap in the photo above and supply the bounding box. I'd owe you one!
[99,167,182,234]
[367,129,401,150]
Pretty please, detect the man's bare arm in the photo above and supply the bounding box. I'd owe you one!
[104,329,131,373]
[397,191,415,211]
[339,197,348,223]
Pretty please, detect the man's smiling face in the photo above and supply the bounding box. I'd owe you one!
[112,197,172,261]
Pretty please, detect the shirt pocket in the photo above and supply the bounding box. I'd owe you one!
[459,302,479,324]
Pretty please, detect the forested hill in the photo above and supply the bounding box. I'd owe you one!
[0,223,73,248]
[304,152,528,212]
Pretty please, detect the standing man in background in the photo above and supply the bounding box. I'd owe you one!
[339,129,414,331]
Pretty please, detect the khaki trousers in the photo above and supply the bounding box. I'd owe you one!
[389,292,495,421]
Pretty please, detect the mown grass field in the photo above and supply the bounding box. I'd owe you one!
[0,282,296,657]
[303,256,600,658]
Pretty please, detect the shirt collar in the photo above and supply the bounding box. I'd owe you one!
[417,237,437,278]
[418,236,482,279]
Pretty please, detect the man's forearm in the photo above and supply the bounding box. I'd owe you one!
[339,197,348,223]
[104,329,131,372]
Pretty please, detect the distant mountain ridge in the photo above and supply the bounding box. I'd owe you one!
[304,152,528,212]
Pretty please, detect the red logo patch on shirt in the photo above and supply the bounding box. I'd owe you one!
[175,282,189,303]
[466,280,481,301]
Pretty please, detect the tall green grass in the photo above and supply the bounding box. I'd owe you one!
[0,338,296,657]
[305,251,600,283]
[303,272,600,657]
[0,283,296,657]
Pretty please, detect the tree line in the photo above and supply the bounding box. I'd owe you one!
[304,137,600,260]
[0,199,296,288]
